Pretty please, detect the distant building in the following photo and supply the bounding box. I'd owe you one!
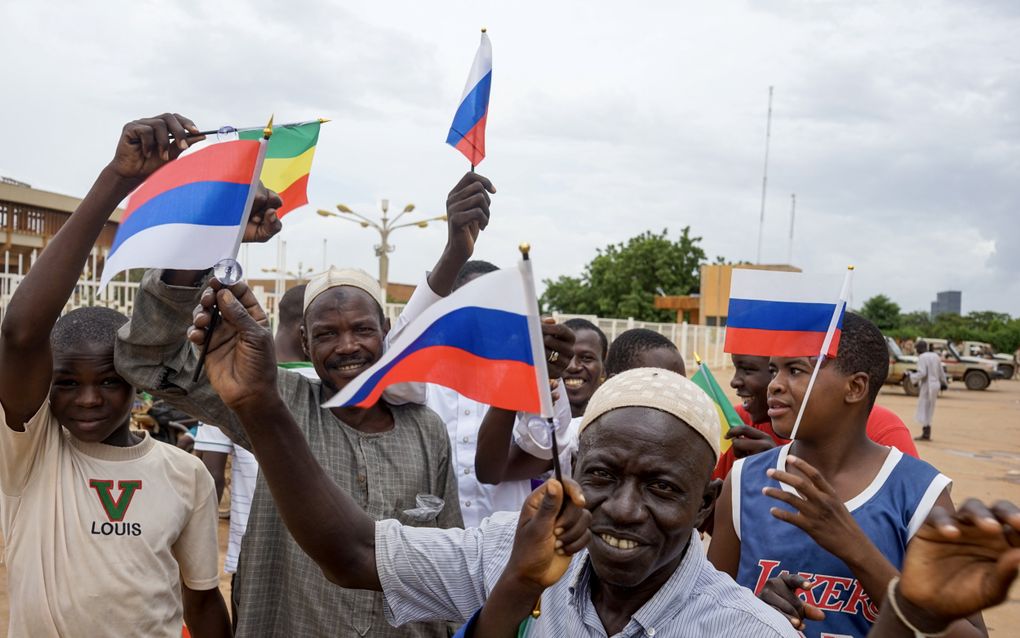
[930,290,961,320]
[0,177,122,274]
[655,263,802,325]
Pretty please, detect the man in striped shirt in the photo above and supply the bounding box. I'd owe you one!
[187,281,798,638]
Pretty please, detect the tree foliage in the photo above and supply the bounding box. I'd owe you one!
[861,295,1020,353]
[541,228,707,322]
[859,294,902,330]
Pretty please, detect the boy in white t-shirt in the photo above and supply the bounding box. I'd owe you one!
[0,114,242,637]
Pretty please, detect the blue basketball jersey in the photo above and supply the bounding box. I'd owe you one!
[733,444,950,638]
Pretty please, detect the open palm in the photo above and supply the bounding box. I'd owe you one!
[899,500,1020,621]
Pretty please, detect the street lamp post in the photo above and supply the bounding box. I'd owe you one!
[318,198,447,299]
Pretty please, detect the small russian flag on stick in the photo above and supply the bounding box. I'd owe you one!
[446,29,492,169]
[322,243,554,419]
[723,267,854,439]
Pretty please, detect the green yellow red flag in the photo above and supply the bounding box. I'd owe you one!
[240,120,323,216]
[690,353,743,455]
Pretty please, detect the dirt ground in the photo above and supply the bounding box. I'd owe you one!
[1,377,1018,634]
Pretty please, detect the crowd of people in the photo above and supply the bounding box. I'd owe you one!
[1,114,1017,638]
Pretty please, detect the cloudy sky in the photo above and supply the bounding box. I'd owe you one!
[2,0,1017,315]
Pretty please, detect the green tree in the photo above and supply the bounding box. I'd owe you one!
[859,294,902,330]
[540,228,707,321]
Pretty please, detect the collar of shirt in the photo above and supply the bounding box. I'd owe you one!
[563,532,703,636]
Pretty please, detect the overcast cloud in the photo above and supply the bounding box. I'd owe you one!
[1,0,1017,315]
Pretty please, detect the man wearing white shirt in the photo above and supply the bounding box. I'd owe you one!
[401,261,566,527]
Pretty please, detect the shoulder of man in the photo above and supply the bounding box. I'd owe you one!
[693,562,800,637]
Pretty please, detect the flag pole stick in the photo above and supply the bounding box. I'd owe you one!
[518,242,562,486]
[193,114,274,382]
[180,117,329,139]
[788,266,855,440]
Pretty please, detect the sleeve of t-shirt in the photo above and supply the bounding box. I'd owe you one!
[192,423,233,455]
[172,460,222,590]
[0,401,59,497]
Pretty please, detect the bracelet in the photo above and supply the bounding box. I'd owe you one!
[886,576,951,637]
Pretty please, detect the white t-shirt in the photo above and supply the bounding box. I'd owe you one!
[0,401,220,637]
[425,386,532,528]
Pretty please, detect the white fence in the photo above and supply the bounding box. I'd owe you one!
[0,274,729,369]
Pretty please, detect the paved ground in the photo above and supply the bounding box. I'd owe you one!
[1,377,1018,634]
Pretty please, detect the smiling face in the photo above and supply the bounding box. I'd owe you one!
[766,356,849,439]
[49,342,134,443]
[576,406,716,590]
[563,329,605,415]
[301,287,389,393]
[730,354,771,423]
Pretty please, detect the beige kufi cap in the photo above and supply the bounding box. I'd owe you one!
[578,367,721,457]
[303,267,383,312]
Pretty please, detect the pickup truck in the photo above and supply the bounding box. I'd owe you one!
[958,341,1016,379]
[920,338,1004,390]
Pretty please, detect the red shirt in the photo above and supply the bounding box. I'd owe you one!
[711,404,919,481]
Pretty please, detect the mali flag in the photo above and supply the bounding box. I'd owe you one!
[240,120,321,216]
[690,357,743,456]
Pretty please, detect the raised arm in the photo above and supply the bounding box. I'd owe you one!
[189,280,381,589]
[1,114,203,429]
[114,188,282,447]
[426,173,496,297]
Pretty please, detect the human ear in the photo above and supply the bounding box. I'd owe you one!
[299,324,311,360]
[381,316,391,338]
[845,371,870,405]
[694,478,723,528]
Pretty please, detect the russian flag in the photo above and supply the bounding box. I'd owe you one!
[322,261,553,416]
[446,31,491,166]
[100,140,263,288]
[724,269,849,358]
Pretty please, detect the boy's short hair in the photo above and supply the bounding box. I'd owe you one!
[604,328,679,376]
[833,312,889,409]
[563,318,608,360]
[278,284,307,326]
[453,260,499,291]
[51,307,128,355]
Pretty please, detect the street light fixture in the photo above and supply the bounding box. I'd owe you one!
[316,199,447,298]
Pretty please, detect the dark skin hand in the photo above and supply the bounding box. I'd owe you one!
[0,114,203,437]
[867,500,1017,637]
[474,321,575,484]
[427,172,497,297]
[725,424,777,459]
[467,479,591,638]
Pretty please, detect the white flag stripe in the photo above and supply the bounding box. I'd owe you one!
[99,223,241,289]
[458,32,492,101]
[729,269,847,305]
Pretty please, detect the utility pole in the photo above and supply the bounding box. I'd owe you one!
[318,198,447,299]
[787,193,796,265]
[755,86,774,265]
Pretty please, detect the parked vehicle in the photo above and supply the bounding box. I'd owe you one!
[959,341,1016,379]
[885,337,949,396]
[920,338,1003,390]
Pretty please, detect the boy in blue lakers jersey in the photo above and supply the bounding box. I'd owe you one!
[708,313,986,637]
